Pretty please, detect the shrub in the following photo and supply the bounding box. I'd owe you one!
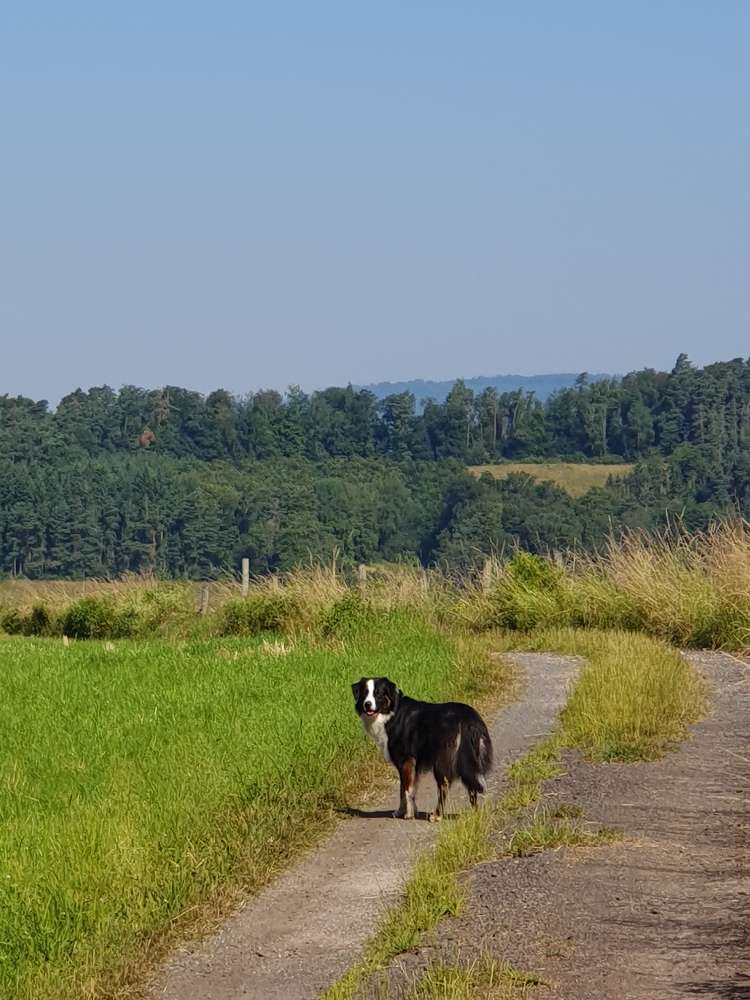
[121,584,194,633]
[0,605,57,637]
[0,609,24,635]
[60,598,137,640]
[219,591,297,636]
[318,592,375,638]
[23,604,55,636]
[505,551,562,589]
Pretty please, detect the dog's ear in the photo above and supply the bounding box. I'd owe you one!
[351,679,362,700]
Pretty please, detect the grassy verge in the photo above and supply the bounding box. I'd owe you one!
[323,628,706,999]
[501,628,707,760]
[449,521,750,649]
[323,803,499,1000]
[0,613,509,1000]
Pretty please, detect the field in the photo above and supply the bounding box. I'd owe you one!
[467,462,634,496]
[0,614,506,1000]
[1,522,747,998]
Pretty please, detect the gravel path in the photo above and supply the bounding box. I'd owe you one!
[389,651,749,1000]
[147,654,579,1000]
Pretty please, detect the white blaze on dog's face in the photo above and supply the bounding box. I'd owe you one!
[351,677,399,719]
[363,679,377,716]
[351,676,399,764]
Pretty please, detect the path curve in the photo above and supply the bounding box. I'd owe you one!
[148,653,579,1000]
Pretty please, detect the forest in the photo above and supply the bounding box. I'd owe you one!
[2,354,749,577]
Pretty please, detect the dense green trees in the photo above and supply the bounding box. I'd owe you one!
[4,356,750,466]
[2,355,750,577]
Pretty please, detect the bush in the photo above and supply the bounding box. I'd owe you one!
[505,552,562,590]
[219,591,298,636]
[121,585,194,633]
[23,604,55,636]
[0,605,57,637]
[0,609,24,635]
[60,598,137,640]
[477,554,569,632]
[318,592,375,638]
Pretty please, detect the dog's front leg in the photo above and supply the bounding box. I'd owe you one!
[394,758,417,819]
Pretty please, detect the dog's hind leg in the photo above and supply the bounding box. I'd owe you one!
[429,771,449,823]
[394,758,417,819]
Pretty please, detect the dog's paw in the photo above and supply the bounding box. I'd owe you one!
[428,812,443,823]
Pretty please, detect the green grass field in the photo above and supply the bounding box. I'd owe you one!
[467,462,633,496]
[0,614,506,1000]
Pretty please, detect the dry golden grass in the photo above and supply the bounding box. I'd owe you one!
[572,520,750,647]
[468,461,633,496]
[448,520,750,649]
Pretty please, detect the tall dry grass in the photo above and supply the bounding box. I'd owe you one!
[4,520,750,647]
[580,521,750,646]
[449,520,750,649]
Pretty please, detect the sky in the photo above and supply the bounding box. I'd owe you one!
[2,3,749,404]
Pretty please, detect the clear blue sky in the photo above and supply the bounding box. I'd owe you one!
[2,2,749,403]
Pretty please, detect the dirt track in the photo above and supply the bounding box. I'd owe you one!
[384,652,750,999]
[147,654,579,1000]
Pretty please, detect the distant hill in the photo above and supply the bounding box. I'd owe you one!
[358,372,615,406]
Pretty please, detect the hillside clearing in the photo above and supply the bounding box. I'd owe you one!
[467,462,633,496]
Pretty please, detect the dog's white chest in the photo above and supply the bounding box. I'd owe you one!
[361,713,393,764]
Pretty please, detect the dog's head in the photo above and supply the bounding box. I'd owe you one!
[351,676,400,719]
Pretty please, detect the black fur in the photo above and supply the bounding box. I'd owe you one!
[351,676,493,820]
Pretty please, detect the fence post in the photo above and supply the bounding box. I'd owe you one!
[357,563,367,591]
[241,558,250,596]
[199,584,210,615]
[481,558,493,594]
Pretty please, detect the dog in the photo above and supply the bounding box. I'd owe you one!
[351,677,493,821]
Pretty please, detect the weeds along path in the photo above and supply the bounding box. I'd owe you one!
[147,654,579,1000]
[386,652,748,1000]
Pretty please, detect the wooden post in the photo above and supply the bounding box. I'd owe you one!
[241,558,250,596]
[199,585,209,616]
[357,563,367,591]
[481,558,493,594]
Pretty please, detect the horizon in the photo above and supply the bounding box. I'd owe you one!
[8,352,750,410]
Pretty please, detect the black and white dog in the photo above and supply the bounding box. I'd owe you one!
[351,677,493,821]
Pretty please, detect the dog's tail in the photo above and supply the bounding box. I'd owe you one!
[458,714,493,793]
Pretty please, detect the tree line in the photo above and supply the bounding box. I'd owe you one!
[1,355,749,578]
[3,354,750,465]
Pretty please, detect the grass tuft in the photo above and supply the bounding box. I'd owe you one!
[407,955,546,999]
[501,806,620,857]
